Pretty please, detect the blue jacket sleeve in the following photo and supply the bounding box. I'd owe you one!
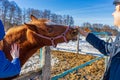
[0,51,21,78]
[86,33,110,56]
[0,20,5,40]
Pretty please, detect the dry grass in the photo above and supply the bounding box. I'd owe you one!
[51,50,105,80]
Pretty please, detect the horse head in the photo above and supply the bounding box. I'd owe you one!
[25,15,78,47]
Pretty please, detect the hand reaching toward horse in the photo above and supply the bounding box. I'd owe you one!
[10,44,20,59]
[78,27,89,37]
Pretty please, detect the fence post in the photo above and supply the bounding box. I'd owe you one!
[40,48,44,68]
[41,46,51,80]
[76,34,80,53]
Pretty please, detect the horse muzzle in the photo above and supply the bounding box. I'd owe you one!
[71,28,79,41]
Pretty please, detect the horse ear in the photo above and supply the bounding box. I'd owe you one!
[24,23,37,31]
[24,23,31,26]
[30,15,38,21]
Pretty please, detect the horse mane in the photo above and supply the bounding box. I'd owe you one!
[6,25,26,34]
[5,18,49,44]
[5,25,27,45]
[7,18,49,34]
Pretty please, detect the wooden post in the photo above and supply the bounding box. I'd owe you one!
[40,48,44,68]
[76,34,80,53]
[41,46,51,80]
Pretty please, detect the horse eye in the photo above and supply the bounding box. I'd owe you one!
[72,29,78,35]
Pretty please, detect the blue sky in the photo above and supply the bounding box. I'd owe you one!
[9,0,114,26]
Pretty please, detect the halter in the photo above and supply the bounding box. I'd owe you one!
[35,26,70,47]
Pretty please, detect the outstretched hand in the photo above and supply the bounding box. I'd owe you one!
[78,27,89,37]
[10,43,20,59]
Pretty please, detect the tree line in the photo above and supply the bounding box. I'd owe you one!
[0,0,74,31]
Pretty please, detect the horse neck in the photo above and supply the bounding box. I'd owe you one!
[19,30,49,66]
[3,26,43,66]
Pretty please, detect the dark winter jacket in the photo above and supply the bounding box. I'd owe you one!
[86,33,120,80]
[0,20,5,40]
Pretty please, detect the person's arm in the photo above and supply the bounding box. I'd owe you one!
[0,44,21,78]
[0,20,5,40]
[86,33,110,55]
[78,28,110,56]
[0,57,21,78]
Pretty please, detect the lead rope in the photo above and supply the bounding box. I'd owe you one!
[102,36,113,80]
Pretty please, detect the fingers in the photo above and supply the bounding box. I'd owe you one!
[10,43,20,59]
[13,43,20,54]
[11,43,19,50]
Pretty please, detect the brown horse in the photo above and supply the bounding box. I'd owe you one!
[0,15,78,80]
